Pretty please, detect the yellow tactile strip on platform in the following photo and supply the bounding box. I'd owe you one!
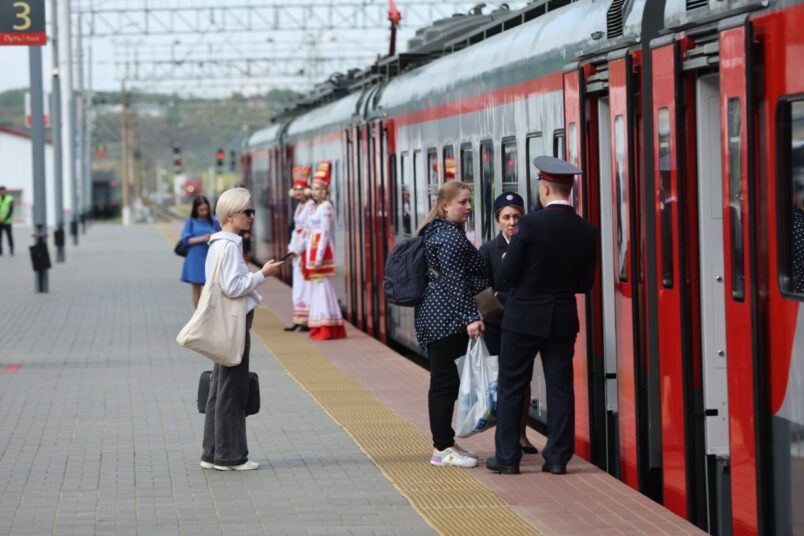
[251,308,541,536]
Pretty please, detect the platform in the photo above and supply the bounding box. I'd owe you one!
[0,223,706,535]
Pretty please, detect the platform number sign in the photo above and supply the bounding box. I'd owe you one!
[1,0,46,45]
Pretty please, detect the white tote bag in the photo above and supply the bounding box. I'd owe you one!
[454,336,499,438]
[176,244,247,366]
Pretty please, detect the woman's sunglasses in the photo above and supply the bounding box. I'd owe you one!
[237,209,256,217]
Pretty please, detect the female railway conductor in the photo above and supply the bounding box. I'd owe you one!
[486,156,597,476]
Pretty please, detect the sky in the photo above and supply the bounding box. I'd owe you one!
[0,1,526,98]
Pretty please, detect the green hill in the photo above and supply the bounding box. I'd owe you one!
[0,88,299,185]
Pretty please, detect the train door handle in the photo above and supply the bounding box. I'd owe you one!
[717,350,725,357]
[715,275,723,282]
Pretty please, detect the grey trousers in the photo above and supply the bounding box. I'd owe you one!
[201,310,254,466]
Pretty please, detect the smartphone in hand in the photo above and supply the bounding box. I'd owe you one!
[278,252,294,262]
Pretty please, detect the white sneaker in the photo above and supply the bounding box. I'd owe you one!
[213,460,260,471]
[199,461,215,469]
[452,444,479,460]
[430,447,478,468]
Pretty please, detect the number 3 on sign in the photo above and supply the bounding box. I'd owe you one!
[13,1,32,31]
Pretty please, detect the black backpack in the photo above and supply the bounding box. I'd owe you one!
[384,236,429,306]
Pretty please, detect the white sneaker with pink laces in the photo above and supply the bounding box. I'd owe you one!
[430,447,478,468]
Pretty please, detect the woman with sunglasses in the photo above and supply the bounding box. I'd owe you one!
[200,187,284,471]
[304,162,346,340]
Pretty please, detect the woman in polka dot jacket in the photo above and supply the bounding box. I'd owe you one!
[414,180,490,468]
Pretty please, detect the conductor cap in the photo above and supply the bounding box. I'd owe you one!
[533,156,582,185]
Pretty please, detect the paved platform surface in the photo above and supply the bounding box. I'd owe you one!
[0,224,435,536]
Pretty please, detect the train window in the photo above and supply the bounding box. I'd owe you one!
[414,150,427,230]
[443,145,455,180]
[779,99,804,296]
[334,159,345,230]
[614,115,630,282]
[427,148,439,209]
[480,140,495,242]
[727,98,745,300]
[526,133,543,211]
[502,138,518,192]
[567,123,579,209]
[658,108,674,289]
[553,129,566,159]
[389,153,398,234]
[461,143,477,244]
[460,144,474,182]
[400,152,411,235]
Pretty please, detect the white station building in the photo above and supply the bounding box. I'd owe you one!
[0,126,57,226]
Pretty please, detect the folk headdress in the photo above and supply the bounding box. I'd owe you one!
[312,161,332,188]
[292,166,312,189]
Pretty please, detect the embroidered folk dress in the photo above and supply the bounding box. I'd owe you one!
[304,200,346,340]
[288,199,315,325]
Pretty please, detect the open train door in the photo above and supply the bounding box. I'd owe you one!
[604,52,646,492]
[650,37,703,523]
[719,18,761,536]
[563,66,598,464]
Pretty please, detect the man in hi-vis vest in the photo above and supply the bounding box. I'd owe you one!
[0,186,15,256]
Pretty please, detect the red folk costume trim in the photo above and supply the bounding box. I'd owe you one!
[305,232,335,279]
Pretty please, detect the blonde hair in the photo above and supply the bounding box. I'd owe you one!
[416,180,472,235]
[215,187,252,223]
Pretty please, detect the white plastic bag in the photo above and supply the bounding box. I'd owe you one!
[454,336,499,438]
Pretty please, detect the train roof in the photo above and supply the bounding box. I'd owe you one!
[285,91,363,141]
[663,0,777,32]
[376,0,648,117]
[248,123,285,149]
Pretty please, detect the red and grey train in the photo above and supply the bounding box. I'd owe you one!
[244,1,803,534]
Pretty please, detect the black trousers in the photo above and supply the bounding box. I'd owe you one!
[427,331,469,451]
[0,223,13,254]
[201,310,254,466]
[494,329,576,466]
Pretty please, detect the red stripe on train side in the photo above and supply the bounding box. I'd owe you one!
[392,72,565,127]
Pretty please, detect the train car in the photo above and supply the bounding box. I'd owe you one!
[246,0,804,533]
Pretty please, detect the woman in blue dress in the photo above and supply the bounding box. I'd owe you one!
[181,196,221,308]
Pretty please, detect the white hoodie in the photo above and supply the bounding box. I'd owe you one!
[205,231,265,312]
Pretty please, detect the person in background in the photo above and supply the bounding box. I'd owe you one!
[487,156,597,476]
[415,180,490,468]
[285,166,315,331]
[181,196,221,308]
[305,162,347,340]
[200,187,284,471]
[0,186,15,256]
[478,192,539,456]
[240,230,253,264]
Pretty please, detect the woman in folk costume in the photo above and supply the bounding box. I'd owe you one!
[305,161,347,340]
[285,166,315,332]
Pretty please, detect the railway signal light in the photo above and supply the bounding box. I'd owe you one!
[229,150,237,172]
[173,146,182,173]
[216,148,225,170]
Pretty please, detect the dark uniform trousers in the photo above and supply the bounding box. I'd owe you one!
[495,329,576,466]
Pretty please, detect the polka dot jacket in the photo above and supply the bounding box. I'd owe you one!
[414,218,490,349]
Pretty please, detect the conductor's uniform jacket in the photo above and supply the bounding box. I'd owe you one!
[495,202,597,467]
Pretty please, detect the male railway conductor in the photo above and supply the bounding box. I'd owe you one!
[486,156,597,476]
